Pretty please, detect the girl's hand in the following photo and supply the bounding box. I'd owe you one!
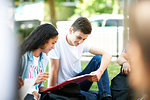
[32,91,39,100]
[34,72,49,85]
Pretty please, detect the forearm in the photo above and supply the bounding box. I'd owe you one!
[49,59,59,87]
[49,71,58,87]
[89,52,112,82]
[97,52,112,74]
[117,53,127,65]
[89,47,112,78]
[117,57,126,66]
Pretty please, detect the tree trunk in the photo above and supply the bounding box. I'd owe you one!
[48,0,57,27]
[112,0,119,14]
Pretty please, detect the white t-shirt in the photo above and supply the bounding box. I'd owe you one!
[34,56,39,67]
[49,34,91,84]
[28,56,39,94]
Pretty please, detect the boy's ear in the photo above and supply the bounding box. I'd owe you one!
[69,27,73,34]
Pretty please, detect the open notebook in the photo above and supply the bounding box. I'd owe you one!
[19,78,36,100]
[40,74,96,93]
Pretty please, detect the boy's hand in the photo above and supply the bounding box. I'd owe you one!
[88,71,101,82]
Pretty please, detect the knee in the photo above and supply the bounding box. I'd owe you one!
[93,55,102,63]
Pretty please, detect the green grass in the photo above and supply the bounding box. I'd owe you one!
[43,61,121,91]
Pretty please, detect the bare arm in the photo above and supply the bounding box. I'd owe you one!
[117,52,127,65]
[89,46,112,81]
[117,52,131,74]
[49,59,59,87]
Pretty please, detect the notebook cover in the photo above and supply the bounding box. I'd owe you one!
[40,74,96,93]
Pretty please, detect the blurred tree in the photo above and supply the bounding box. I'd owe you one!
[112,0,121,14]
[44,0,76,21]
[47,0,57,27]
[71,0,121,19]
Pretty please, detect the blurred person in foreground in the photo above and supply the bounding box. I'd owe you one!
[49,17,112,100]
[127,1,150,99]
[0,0,18,100]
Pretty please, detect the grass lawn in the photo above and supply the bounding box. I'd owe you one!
[43,61,121,91]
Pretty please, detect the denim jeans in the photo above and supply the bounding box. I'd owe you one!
[77,55,111,100]
[80,90,97,100]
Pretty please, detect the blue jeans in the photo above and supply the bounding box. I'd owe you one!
[81,90,97,100]
[77,55,111,100]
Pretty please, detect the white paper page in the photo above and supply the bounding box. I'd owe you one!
[19,78,35,100]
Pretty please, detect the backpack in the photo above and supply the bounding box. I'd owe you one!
[111,68,129,100]
[40,83,86,100]
[40,93,70,100]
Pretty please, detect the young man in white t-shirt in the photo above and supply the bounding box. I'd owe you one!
[49,17,112,100]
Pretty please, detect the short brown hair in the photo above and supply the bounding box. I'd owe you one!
[71,17,92,34]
